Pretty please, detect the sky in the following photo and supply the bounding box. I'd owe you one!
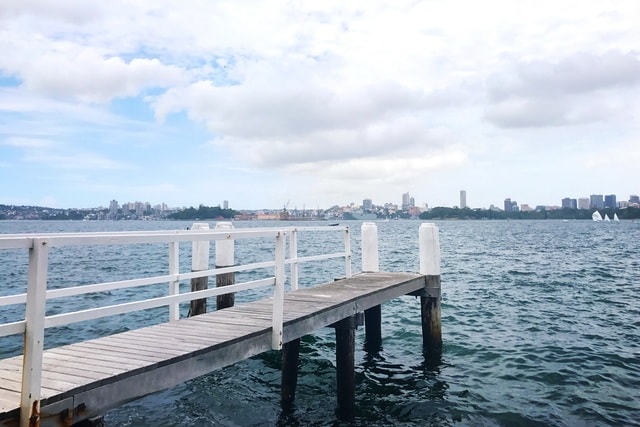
[0,0,639,210]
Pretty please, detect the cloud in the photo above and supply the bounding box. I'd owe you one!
[1,136,131,171]
[152,69,458,169]
[10,51,187,103]
[0,0,103,24]
[485,51,640,128]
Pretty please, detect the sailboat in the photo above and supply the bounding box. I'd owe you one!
[604,214,611,222]
[592,210,603,221]
[614,213,620,221]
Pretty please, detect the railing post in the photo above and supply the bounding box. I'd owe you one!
[168,241,180,322]
[215,221,235,310]
[21,238,49,427]
[361,222,378,272]
[289,228,299,291]
[419,223,442,355]
[272,231,285,350]
[344,227,352,278]
[189,222,209,316]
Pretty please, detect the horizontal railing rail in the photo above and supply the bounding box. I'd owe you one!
[0,224,351,427]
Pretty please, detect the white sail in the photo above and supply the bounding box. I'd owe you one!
[592,210,603,221]
[604,214,611,221]
[614,213,620,221]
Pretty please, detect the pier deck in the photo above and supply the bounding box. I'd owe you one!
[0,271,426,425]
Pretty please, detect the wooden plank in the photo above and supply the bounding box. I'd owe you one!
[101,334,204,354]
[43,351,132,373]
[47,347,156,371]
[0,375,66,397]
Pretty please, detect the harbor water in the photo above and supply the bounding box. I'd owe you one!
[1,220,638,426]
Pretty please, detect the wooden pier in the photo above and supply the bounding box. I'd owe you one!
[0,223,442,426]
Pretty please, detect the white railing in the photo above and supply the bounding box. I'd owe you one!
[0,224,351,426]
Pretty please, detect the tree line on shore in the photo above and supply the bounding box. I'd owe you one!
[419,207,640,220]
[167,205,237,220]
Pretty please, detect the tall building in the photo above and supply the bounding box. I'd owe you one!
[504,198,512,212]
[109,200,118,219]
[460,190,467,209]
[223,200,229,210]
[630,195,640,205]
[604,194,616,209]
[561,198,577,209]
[578,198,590,209]
[363,198,373,211]
[589,194,604,209]
[401,192,411,210]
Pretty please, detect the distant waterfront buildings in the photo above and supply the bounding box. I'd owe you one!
[604,195,616,209]
[589,194,604,209]
[562,198,578,209]
[401,192,411,210]
[109,200,118,219]
[460,190,467,209]
[578,198,590,210]
[504,198,518,212]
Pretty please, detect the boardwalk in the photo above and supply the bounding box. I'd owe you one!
[0,271,427,426]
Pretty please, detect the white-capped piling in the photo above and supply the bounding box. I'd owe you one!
[419,223,442,353]
[189,222,210,316]
[361,222,382,351]
[215,221,235,310]
[361,222,379,272]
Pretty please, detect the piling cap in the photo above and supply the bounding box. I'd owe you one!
[419,223,440,275]
[361,222,379,272]
[215,221,235,266]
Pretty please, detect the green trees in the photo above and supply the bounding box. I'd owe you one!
[168,204,237,220]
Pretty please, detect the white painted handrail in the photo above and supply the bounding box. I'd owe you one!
[0,224,352,427]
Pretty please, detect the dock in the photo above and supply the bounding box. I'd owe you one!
[0,223,442,426]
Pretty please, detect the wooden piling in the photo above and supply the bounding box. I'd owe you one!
[189,222,210,316]
[333,314,361,419]
[215,221,235,310]
[419,223,442,354]
[281,338,301,407]
[364,305,382,352]
[362,222,382,352]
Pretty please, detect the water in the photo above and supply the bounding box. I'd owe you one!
[1,220,639,426]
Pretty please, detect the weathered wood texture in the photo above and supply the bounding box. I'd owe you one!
[215,271,235,310]
[421,275,442,355]
[334,316,357,419]
[280,338,300,406]
[0,272,425,425]
[364,305,382,352]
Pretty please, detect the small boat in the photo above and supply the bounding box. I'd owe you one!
[604,214,611,222]
[592,210,603,221]
[614,213,620,221]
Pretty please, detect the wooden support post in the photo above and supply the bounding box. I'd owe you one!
[333,314,362,419]
[362,222,382,352]
[364,305,382,352]
[281,338,301,407]
[189,222,209,316]
[215,221,235,310]
[419,223,442,355]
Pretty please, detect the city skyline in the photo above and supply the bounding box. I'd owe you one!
[11,189,637,212]
[1,2,639,210]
